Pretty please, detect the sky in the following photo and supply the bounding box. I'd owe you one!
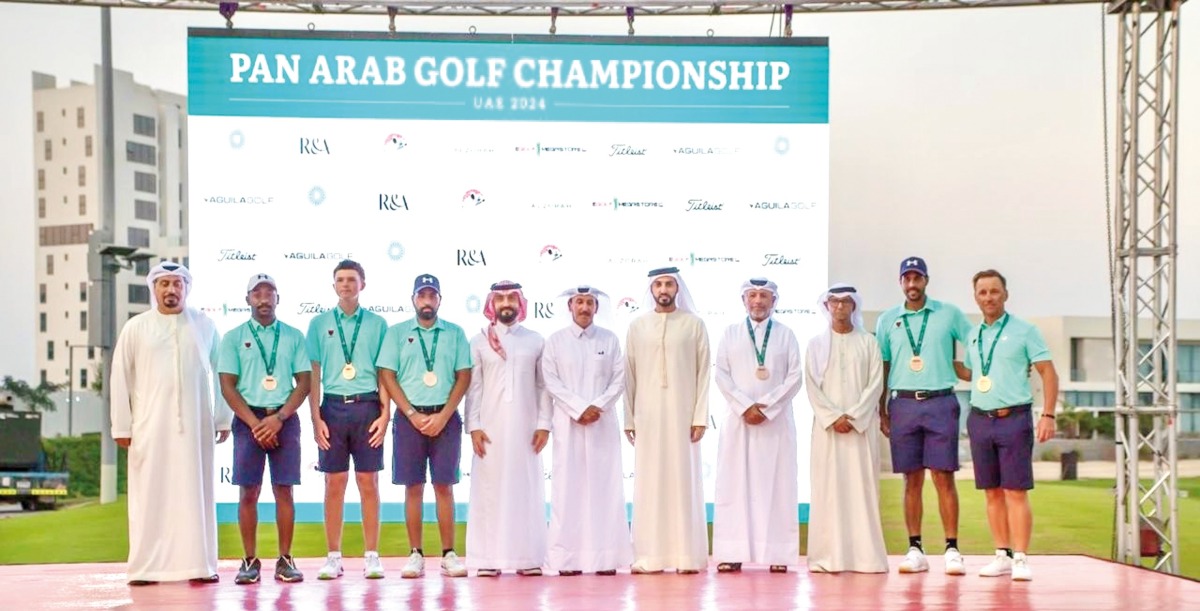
[0,3,1196,381]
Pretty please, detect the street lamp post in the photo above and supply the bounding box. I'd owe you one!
[64,342,95,438]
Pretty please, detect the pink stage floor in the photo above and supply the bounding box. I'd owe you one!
[4,555,1196,610]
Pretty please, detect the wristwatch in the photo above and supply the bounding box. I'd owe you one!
[405,407,417,418]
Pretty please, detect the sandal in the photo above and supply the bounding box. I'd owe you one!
[558,570,582,576]
[769,565,788,573]
[717,562,742,573]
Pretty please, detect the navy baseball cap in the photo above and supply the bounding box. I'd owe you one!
[413,273,440,296]
[899,256,928,278]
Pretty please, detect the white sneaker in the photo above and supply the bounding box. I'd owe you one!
[364,552,385,579]
[898,547,929,573]
[317,553,343,580]
[978,551,1013,577]
[1011,554,1032,581]
[441,551,468,578]
[400,551,424,579]
[944,547,966,576]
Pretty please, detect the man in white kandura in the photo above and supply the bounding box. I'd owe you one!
[624,266,711,575]
[465,281,552,577]
[805,283,888,574]
[713,278,803,574]
[110,261,231,586]
[542,285,633,576]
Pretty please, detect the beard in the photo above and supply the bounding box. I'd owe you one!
[418,306,437,321]
[497,308,518,324]
[162,295,181,308]
[655,293,676,306]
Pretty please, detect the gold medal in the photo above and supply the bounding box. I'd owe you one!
[342,363,357,380]
[976,376,992,393]
[909,356,924,372]
[423,371,438,387]
[755,366,769,381]
[262,375,277,391]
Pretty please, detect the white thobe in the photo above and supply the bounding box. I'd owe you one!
[541,323,633,572]
[804,329,888,573]
[713,317,803,566]
[464,323,552,569]
[110,309,231,582]
[624,310,710,572]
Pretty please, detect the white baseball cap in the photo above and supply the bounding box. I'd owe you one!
[246,273,277,293]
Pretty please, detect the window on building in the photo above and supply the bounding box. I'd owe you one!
[40,370,47,385]
[85,135,93,157]
[39,224,92,247]
[132,114,156,137]
[44,139,52,161]
[78,165,86,187]
[39,312,46,332]
[80,368,88,388]
[134,171,156,194]
[39,283,46,304]
[80,310,87,331]
[134,200,157,221]
[46,254,54,275]
[78,194,86,216]
[38,197,46,219]
[126,141,157,166]
[36,111,44,132]
[37,169,45,190]
[134,258,150,276]
[79,282,87,302]
[77,107,85,128]
[182,256,190,269]
[47,341,55,361]
[128,284,150,304]
[87,347,95,360]
[127,227,150,248]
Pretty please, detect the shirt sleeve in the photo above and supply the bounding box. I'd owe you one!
[291,327,312,373]
[454,326,474,371]
[874,311,892,362]
[305,316,323,364]
[952,305,973,348]
[376,325,400,371]
[962,329,976,371]
[1025,323,1052,363]
[216,330,240,376]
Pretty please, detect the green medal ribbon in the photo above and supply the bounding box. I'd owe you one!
[977,314,1011,377]
[417,328,441,373]
[336,308,364,366]
[902,309,930,357]
[248,320,280,376]
[745,317,773,367]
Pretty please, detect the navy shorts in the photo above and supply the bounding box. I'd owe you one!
[392,409,463,486]
[888,393,961,474]
[232,407,302,487]
[966,405,1035,490]
[317,396,385,473]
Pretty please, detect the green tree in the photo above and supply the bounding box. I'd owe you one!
[2,376,64,412]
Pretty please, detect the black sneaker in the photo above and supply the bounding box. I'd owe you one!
[235,557,261,585]
[275,555,304,583]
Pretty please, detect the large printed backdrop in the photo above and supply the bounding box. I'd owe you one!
[186,30,830,522]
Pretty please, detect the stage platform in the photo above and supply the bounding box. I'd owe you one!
[4,555,1196,610]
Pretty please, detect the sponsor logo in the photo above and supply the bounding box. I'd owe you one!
[462,189,485,207]
[200,303,252,316]
[539,245,562,263]
[749,201,816,211]
[685,199,723,212]
[532,301,555,319]
[300,137,331,155]
[465,295,482,313]
[202,195,272,205]
[456,249,487,266]
[609,144,647,157]
[673,146,740,155]
[308,186,326,206]
[283,252,351,261]
[616,297,640,315]
[514,143,587,155]
[528,202,573,210]
[217,249,256,262]
[592,198,664,210]
[383,133,407,151]
[774,307,817,316]
[606,256,649,265]
[451,145,496,154]
[387,242,405,261]
[762,253,801,266]
[379,194,410,211]
[366,304,412,314]
[297,302,330,315]
[229,130,245,149]
[668,253,740,265]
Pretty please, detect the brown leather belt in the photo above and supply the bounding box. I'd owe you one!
[970,404,1031,419]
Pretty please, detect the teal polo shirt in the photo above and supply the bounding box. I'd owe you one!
[218,319,311,407]
[876,298,973,391]
[305,306,389,395]
[963,313,1051,410]
[376,317,472,406]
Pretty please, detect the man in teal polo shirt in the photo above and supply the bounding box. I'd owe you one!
[377,273,473,579]
[218,273,311,585]
[960,269,1058,582]
[875,256,973,575]
[306,259,391,580]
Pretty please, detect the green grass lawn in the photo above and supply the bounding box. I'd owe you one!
[2,478,1197,578]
